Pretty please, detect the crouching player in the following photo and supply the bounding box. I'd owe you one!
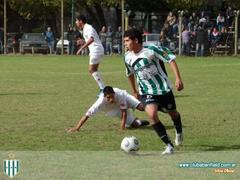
[66,86,149,132]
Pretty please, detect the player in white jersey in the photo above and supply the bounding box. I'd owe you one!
[66,86,149,132]
[75,15,105,90]
[123,28,184,155]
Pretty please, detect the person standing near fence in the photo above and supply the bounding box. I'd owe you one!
[75,15,105,91]
[44,27,55,54]
[0,27,4,54]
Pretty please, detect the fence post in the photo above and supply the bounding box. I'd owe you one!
[178,10,184,55]
[234,10,239,56]
[4,0,7,54]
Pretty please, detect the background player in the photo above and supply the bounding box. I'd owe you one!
[75,15,105,91]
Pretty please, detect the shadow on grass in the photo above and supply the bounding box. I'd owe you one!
[175,94,191,98]
[184,144,240,151]
[125,152,160,156]
[200,144,240,151]
[128,125,186,131]
[0,92,55,96]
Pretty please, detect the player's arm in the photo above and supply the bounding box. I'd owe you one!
[67,98,101,132]
[169,60,184,91]
[66,115,89,132]
[120,109,127,130]
[76,37,94,55]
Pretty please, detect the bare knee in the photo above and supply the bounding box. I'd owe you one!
[145,104,159,124]
[136,103,144,111]
[89,69,95,74]
[168,110,180,119]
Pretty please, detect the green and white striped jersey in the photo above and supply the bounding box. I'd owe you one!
[124,45,176,95]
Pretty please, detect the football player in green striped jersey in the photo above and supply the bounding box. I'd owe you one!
[123,28,184,155]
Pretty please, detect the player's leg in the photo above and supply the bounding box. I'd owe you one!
[145,103,174,155]
[89,55,105,90]
[125,110,149,128]
[123,94,149,128]
[162,91,183,146]
[168,110,183,146]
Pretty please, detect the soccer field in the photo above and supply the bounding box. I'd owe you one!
[0,55,239,179]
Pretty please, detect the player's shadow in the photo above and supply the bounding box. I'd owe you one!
[200,144,240,151]
[126,152,160,157]
[174,94,190,98]
[128,125,186,131]
[0,92,55,96]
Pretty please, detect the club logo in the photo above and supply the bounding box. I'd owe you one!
[3,153,20,178]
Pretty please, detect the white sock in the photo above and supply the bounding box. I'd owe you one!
[92,71,105,89]
[135,119,142,126]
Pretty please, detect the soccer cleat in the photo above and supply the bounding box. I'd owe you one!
[140,120,150,127]
[162,144,174,155]
[175,133,183,146]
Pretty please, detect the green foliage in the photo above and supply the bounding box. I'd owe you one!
[126,0,168,12]
[7,0,70,20]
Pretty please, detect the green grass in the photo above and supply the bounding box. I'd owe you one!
[0,55,239,179]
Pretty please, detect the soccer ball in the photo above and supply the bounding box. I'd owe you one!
[120,136,139,153]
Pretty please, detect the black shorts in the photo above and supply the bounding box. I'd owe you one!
[140,91,176,113]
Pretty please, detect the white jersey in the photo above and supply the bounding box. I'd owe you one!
[86,88,140,117]
[83,23,104,56]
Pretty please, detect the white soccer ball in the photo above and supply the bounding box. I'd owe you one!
[120,136,139,153]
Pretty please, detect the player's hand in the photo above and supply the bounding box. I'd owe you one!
[118,127,126,133]
[76,48,82,55]
[66,127,79,132]
[175,79,184,91]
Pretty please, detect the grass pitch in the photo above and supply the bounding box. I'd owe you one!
[0,55,239,179]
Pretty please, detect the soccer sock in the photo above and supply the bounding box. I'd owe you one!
[172,114,182,134]
[135,119,142,126]
[92,71,105,89]
[152,121,173,146]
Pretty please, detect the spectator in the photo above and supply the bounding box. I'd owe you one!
[76,37,88,55]
[166,11,176,27]
[188,12,199,31]
[226,6,234,27]
[67,26,75,55]
[199,11,207,27]
[210,27,220,54]
[44,27,55,54]
[67,26,82,55]
[0,27,4,54]
[166,11,177,38]
[195,25,208,56]
[73,27,82,54]
[160,23,171,47]
[99,26,107,54]
[106,26,113,55]
[219,26,228,45]
[182,26,191,56]
[216,13,225,31]
[113,26,122,54]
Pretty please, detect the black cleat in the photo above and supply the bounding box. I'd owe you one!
[140,120,150,127]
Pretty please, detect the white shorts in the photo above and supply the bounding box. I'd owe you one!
[89,55,104,65]
[106,94,140,127]
[107,109,136,128]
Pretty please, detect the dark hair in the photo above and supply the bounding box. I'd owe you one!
[76,15,87,23]
[103,86,115,96]
[124,28,142,44]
